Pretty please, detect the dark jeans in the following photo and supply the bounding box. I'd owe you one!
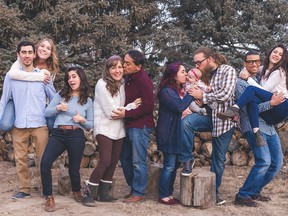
[89,134,124,183]
[41,128,85,196]
[158,152,181,198]
[236,86,288,128]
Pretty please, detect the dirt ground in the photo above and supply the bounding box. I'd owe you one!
[0,161,288,216]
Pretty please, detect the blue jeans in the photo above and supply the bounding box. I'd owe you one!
[159,152,181,198]
[120,126,152,197]
[0,99,15,131]
[211,127,235,195]
[41,128,86,196]
[236,86,288,127]
[179,113,212,162]
[237,131,283,198]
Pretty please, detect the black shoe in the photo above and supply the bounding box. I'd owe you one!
[180,160,195,176]
[234,195,259,207]
[82,184,96,207]
[12,192,31,199]
[254,130,266,146]
[217,107,239,122]
[251,194,271,202]
[216,196,226,205]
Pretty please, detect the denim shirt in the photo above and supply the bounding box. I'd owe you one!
[0,69,56,128]
[235,78,276,135]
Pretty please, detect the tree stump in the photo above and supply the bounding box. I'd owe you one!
[146,162,163,198]
[180,167,216,209]
[58,164,72,196]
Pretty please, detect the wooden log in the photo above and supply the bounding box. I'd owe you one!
[193,136,202,153]
[199,132,212,141]
[180,172,194,206]
[201,141,213,158]
[247,151,255,167]
[3,143,14,163]
[58,164,72,196]
[83,129,94,142]
[27,153,36,167]
[80,155,90,168]
[225,152,231,165]
[228,137,240,153]
[238,138,250,149]
[231,150,248,166]
[89,153,99,168]
[83,141,96,156]
[146,162,163,198]
[180,167,216,208]
[4,132,13,143]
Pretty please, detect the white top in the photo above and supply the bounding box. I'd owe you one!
[8,60,47,81]
[93,78,126,140]
[247,67,288,98]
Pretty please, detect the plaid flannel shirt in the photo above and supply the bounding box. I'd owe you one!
[202,64,237,137]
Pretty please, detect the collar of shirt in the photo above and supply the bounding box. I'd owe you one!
[125,69,144,81]
[210,67,218,77]
[19,66,41,73]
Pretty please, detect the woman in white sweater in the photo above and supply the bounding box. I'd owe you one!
[83,55,140,207]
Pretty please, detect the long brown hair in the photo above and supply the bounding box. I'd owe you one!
[102,55,124,97]
[261,44,288,89]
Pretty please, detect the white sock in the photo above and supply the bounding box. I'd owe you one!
[232,105,239,109]
[253,128,259,133]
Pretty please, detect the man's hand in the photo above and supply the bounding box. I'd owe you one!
[270,92,285,107]
[188,86,203,99]
[195,99,204,107]
[239,68,250,80]
[111,107,125,119]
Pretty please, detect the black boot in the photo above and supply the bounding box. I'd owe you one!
[82,181,98,207]
[98,180,118,202]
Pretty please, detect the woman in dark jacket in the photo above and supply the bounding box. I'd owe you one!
[156,62,194,205]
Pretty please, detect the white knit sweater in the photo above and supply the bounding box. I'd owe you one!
[93,78,126,140]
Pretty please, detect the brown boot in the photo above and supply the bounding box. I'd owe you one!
[44,195,55,212]
[73,191,84,203]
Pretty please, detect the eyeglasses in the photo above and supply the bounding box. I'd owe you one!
[245,60,261,65]
[194,58,208,66]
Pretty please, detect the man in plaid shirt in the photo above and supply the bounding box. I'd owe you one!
[179,46,237,205]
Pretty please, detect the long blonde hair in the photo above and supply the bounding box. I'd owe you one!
[34,37,60,78]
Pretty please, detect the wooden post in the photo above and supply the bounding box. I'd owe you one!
[180,167,216,209]
[146,162,163,198]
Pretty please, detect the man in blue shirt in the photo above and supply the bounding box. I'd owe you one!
[0,41,56,199]
[234,50,283,207]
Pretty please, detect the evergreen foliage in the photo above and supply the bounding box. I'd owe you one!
[0,0,288,93]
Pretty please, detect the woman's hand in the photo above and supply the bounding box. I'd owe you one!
[56,99,68,112]
[133,98,142,108]
[41,69,51,84]
[73,110,86,124]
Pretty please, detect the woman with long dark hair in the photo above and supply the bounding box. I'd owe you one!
[41,67,93,212]
[156,62,194,205]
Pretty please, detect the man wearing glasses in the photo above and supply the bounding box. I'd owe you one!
[112,50,154,202]
[233,50,283,207]
[179,46,237,205]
